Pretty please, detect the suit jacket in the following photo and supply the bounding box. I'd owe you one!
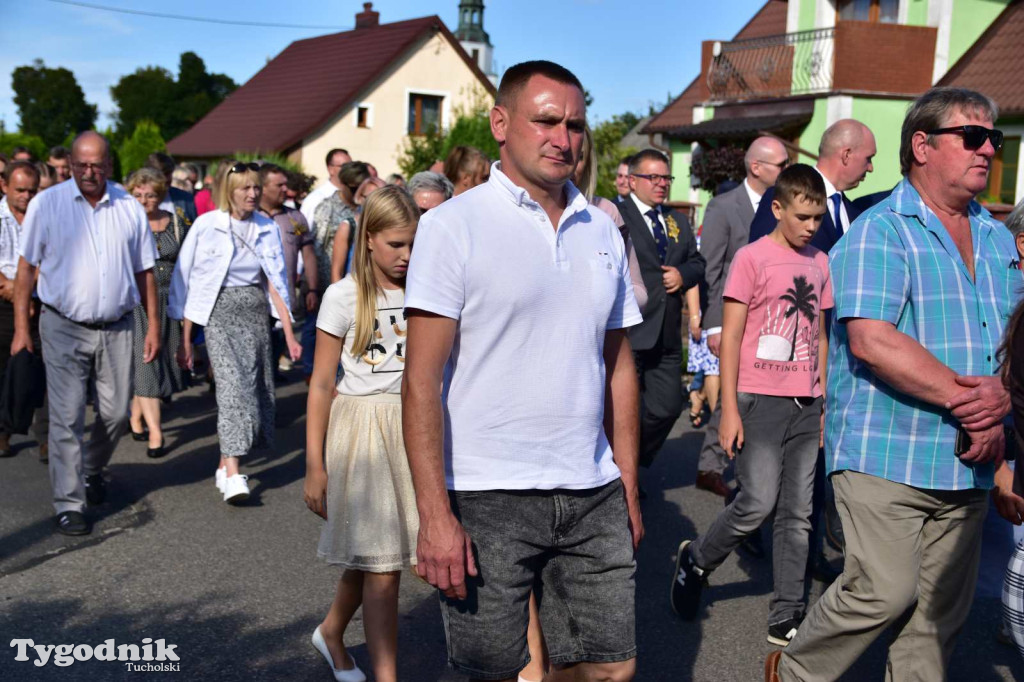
[748,186,860,254]
[168,186,197,227]
[700,183,755,330]
[620,195,705,352]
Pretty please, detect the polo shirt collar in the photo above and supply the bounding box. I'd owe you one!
[489,162,589,217]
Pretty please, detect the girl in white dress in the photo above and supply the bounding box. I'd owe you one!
[304,186,419,682]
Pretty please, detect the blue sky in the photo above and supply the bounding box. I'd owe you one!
[1,0,768,132]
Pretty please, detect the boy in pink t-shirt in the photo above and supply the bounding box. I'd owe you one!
[670,165,832,647]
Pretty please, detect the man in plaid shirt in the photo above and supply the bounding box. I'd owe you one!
[767,88,1023,681]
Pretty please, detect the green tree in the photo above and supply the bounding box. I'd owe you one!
[0,132,48,160]
[118,120,166,177]
[11,60,97,146]
[592,112,641,199]
[111,52,236,142]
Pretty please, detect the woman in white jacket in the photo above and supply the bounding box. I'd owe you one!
[169,161,301,503]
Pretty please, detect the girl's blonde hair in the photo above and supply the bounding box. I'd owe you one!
[573,124,597,202]
[349,185,420,357]
[213,160,260,212]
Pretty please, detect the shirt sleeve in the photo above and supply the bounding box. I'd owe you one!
[819,252,834,311]
[131,201,157,272]
[606,224,642,329]
[295,213,314,247]
[404,213,466,320]
[18,192,47,266]
[316,279,354,339]
[830,214,908,324]
[722,246,756,304]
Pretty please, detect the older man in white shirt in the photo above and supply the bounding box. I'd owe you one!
[12,131,160,537]
[299,148,351,225]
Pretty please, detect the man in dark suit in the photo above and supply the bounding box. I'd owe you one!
[622,149,705,472]
[696,136,790,497]
[748,119,876,251]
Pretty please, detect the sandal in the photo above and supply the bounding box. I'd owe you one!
[689,411,706,428]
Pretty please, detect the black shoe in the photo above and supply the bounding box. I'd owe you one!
[738,529,766,559]
[130,428,148,442]
[146,440,166,459]
[767,617,802,647]
[84,474,106,505]
[0,433,12,457]
[670,540,706,620]
[55,511,90,536]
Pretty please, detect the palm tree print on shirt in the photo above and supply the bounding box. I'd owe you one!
[779,275,818,362]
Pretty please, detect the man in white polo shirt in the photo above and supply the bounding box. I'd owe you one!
[403,60,643,682]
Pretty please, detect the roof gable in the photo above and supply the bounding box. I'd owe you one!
[644,0,789,134]
[168,15,496,157]
[938,0,1024,117]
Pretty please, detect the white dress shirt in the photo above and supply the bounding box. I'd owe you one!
[405,163,642,491]
[20,180,157,324]
[629,192,665,239]
[742,178,763,214]
[817,167,850,233]
[0,197,23,280]
[299,181,340,226]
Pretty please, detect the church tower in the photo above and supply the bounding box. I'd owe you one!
[454,0,496,85]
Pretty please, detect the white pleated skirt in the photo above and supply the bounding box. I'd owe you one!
[317,393,419,572]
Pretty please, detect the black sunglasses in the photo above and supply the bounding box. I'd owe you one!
[925,125,1003,152]
[228,162,261,174]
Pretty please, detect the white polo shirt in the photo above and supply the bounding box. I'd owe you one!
[20,180,156,324]
[405,164,642,491]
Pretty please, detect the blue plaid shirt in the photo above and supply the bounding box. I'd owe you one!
[826,179,1023,491]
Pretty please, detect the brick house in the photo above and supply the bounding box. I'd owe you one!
[166,3,496,178]
[645,0,1022,221]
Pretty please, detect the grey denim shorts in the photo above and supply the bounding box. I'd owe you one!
[440,479,637,680]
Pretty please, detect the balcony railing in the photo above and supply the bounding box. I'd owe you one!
[706,27,835,102]
[703,22,938,103]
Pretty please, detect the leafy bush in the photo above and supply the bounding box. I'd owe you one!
[690,145,746,193]
[0,132,48,161]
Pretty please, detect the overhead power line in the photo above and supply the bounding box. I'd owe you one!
[43,0,353,30]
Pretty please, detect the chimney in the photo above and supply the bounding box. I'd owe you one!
[355,2,379,29]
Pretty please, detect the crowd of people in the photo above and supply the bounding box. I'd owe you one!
[2,57,1024,682]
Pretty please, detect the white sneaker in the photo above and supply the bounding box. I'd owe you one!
[311,626,365,682]
[215,467,227,493]
[222,474,250,504]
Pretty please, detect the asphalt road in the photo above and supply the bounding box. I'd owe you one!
[1,374,1021,681]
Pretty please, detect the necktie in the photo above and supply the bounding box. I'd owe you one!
[830,193,843,235]
[646,209,668,263]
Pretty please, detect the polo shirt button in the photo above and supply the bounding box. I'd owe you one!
[988,355,992,361]
[606,263,612,270]
[982,321,987,327]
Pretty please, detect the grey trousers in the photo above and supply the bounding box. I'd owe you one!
[41,309,133,514]
[779,470,988,682]
[691,393,822,624]
[697,403,729,475]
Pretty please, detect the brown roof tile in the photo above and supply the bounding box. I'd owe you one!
[644,0,789,133]
[938,0,1024,117]
[167,16,496,157]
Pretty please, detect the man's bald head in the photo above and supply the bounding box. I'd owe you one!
[817,119,876,192]
[72,131,110,160]
[744,135,789,193]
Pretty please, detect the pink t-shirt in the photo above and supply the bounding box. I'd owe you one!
[723,236,833,398]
